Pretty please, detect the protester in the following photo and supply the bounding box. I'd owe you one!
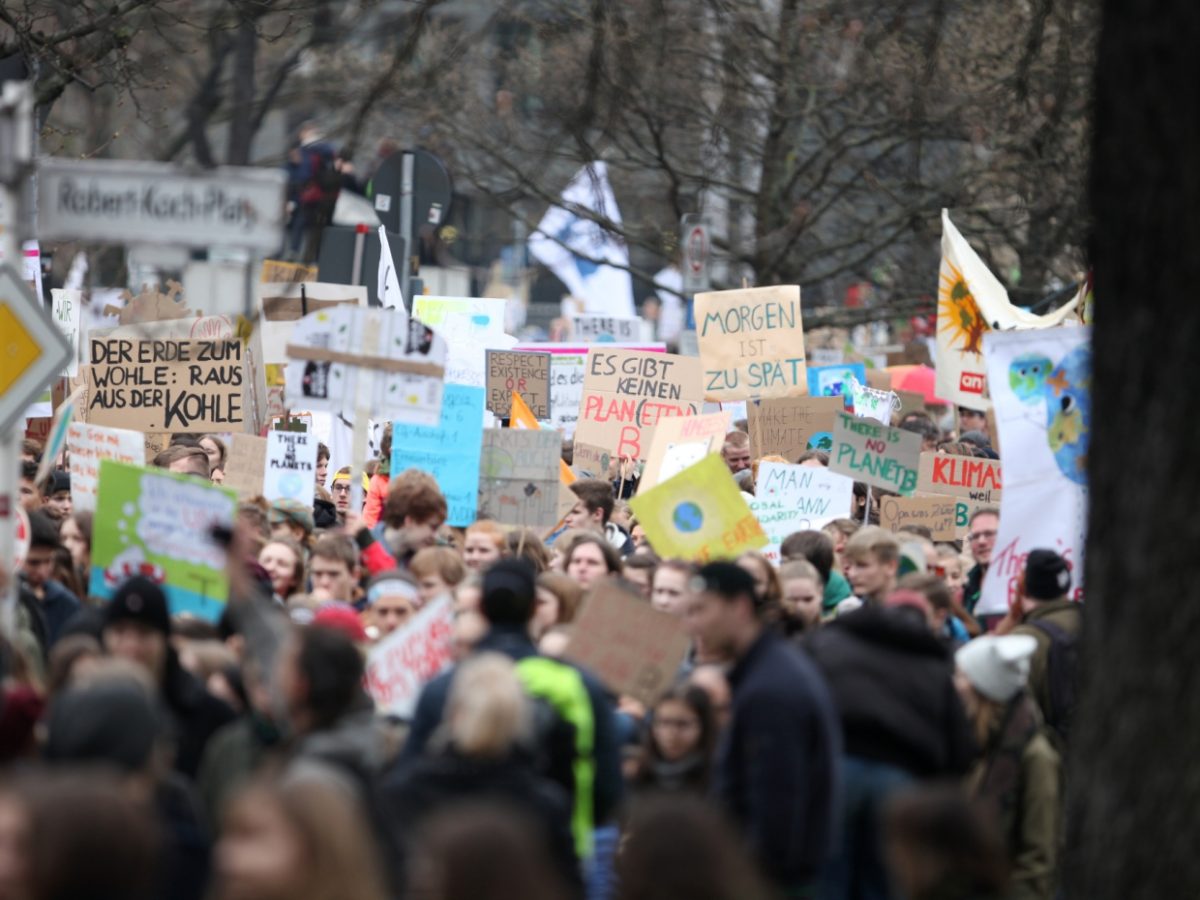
[21,511,79,646]
[843,526,901,607]
[565,478,636,555]
[533,572,583,641]
[823,517,860,575]
[329,467,354,516]
[409,546,466,606]
[41,471,71,521]
[362,425,394,528]
[463,520,508,571]
[199,435,227,481]
[620,551,658,600]
[721,431,752,474]
[154,445,213,479]
[18,461,43,512]
[59,509,92,585]
[899,571,973,646]
[736,551,783,621]
[378,469,448,564]
[258,537,306,603]
[650,559,696,615]
[308,535,362,604]
[628,681,717,795]
[684,562,840,893]
[955,635,1060,900]
[508,527,552,572]
[564,532,622,590]
[781,529,853,616]
[315,442,330,490]
[963,507,1000,616]
[363,570,421,640]
[778,559,824,633]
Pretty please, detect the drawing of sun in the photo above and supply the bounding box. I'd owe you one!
[938,260,988,355]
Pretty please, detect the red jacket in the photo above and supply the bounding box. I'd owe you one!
[362,474,390,528]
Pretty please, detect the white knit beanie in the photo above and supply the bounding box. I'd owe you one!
[955,634,1038,703]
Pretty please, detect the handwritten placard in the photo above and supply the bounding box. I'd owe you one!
[917,452,1002,503]
[829,411,921,496]
[750,462,855,561]
[639,410,731,492]
[566,581,691,706]
[86,333,247,432]
[486,350,551,421]
[264,430,317,506]
[66,422,145,512]
[746,395,843,460]
[571,314,642,342]
[695,285,806,401]
[478,429,562,529]
[364,595,454,718]
[879,495,959,541]
[575,348,704,461]
[51,289,82,377]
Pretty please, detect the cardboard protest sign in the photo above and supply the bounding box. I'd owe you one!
[571,441,616,480]
[51,289,81,377]
[256,281,366,365]
[392,384,486,527]
[977,326,1089,616]
[750,462,855,562]
[849,377,897,425]
[935,210,1080,410]
[829,412,921,496]
[515,342,666,437]
[364,595,455,718]
[896,389,928,420]
[639,410,731,492]
[486,350,551,421]
[570,314,643,342]
[260,259,318,283]
[222,434,268,499]
[86,332,248,433]
[917,452,1002,503]
[879,495,959,541]
[746,395,844,460]
[90,459,235,621]
[66,422,144,512]
[807,363,865,401]
[477,429,562,529]
[575,348,704,461]
[566,581,691,706]
[264,430,318,506]
[694,285,806,401]
[629,454,767,562]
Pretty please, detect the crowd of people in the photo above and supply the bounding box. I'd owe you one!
[2,405,1081,900]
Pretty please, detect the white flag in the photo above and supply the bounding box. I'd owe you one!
[528,162,635,318]
[378,226,407,315]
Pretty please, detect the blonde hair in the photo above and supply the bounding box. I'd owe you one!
[410,546,467,586]
[445,653,530,759]
[844,525,901,565]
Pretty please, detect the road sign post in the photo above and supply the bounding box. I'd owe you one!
[681,213,712,295]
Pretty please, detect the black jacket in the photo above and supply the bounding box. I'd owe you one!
[162,653,237,779]
[713,629,841,890]
[805,606,976,777]
[383,751,580,895]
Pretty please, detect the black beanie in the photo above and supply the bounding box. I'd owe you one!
[45,678,165,772]
[482,559,537,625]
[105,576,172,635]
[1024,549,1072,601]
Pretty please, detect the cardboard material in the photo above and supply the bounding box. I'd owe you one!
[89,459,236,621]
[477,429,562,529]
[575,348,704,461]
[222,434,268,499]
[746,395,843,460]
[566,581,691,706]
[694,285,806,401]
[629,454,767,562]
[364,595,455,718]
[256,281,367,365]
[879,495,959,541]
[392,384,486,527]
[264,430,318,506]
[66,422,145,512]
[639,410,731,492]
[916,452,1002,503]
[829,412,921,496]
[486,350,551,421]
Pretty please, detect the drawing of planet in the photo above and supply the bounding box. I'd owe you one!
[673,501,704,533]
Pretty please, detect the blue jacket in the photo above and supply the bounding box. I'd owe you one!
[713,629,842,890]
[37,579,81,647]
[394,625,623,827]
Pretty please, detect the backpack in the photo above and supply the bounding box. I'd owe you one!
[298,144,339,207]
[1029,618,1078,743]
[515,656,595,859]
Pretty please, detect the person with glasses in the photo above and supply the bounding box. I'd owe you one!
[628,682,717,795]
[330,467,355,519]
[963,507,1000,619]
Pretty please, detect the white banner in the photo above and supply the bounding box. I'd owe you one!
[364,595,455,718]
[750,462,855,563]
[977,326,1089,615]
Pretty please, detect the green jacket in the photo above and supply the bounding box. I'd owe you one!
[822,570,853,615]
[1012,600,1081,739]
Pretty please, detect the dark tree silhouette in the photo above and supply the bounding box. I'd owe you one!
[1068,1,1200,896]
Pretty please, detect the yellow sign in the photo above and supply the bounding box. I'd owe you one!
[0,303,39,394]
[629,454,766,562]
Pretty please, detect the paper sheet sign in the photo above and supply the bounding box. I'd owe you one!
[575,348,704,461]
[90,460,235,621]
[392,384,486,527]
[256,281,367,365]
[829,412,921,496]
[917,452,1002,503]
[750,462,855,561]
[264,430,318,506]
[566,581,691,706]
[879,495,959,541]
[746,395,843,461]
[66,422,145,512]
[486,350,551,421]
[629,454,767,562]
[639,410,731,492]
[51,288,81,377]
[364,595,455,719]
[807,363,865,402]
[477,429,563,529]
[694,285,807,401]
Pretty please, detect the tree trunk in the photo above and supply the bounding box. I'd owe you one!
[225,14,258,166]
[1066,1,1200,896]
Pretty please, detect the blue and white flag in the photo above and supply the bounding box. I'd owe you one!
[528,162,635,318]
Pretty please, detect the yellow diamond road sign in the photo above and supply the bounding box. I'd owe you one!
[0,264,72,435]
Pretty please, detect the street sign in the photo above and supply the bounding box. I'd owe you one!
[681,213,712,294]
[0,263,71,434]
[37,157,287,251]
